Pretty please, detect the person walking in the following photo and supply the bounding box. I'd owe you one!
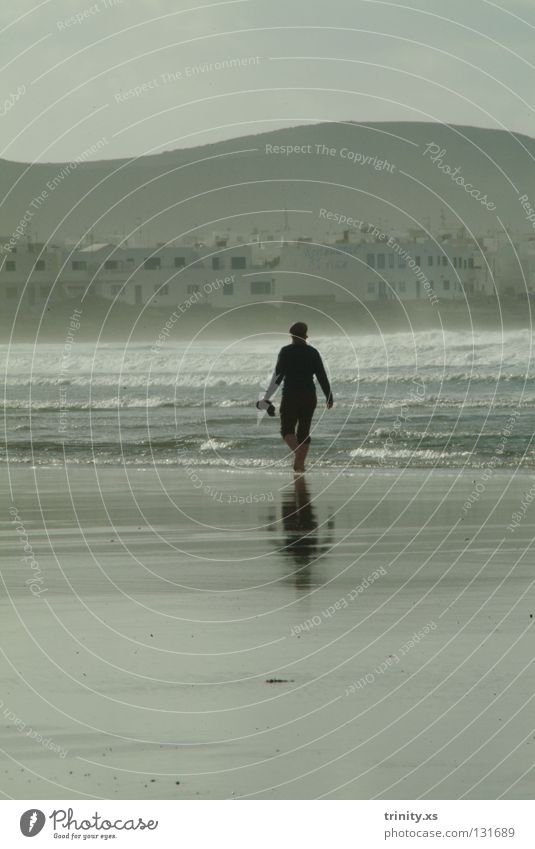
[258,322,333,473]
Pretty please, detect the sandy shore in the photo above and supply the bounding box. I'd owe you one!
[0,465,533,800]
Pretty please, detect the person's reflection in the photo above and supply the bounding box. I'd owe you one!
[278,475,335,588]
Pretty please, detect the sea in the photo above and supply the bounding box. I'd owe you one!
[2,330,534,471]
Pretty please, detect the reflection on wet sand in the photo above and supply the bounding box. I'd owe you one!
[276,475,335,588]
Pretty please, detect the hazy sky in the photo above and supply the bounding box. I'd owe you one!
[1,0,535,163]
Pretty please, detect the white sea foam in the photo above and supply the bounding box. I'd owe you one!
[349,447,473,461]
[1,329,534,379]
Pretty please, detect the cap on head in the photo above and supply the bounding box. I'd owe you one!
[289,321,308,342]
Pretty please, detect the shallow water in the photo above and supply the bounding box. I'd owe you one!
[2,330,534,468]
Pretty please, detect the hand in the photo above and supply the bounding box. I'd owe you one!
[326,397,334,409]
[256,399,276,416]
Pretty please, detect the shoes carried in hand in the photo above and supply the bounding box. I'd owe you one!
[256,400,276,417]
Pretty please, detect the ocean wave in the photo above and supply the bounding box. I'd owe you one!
[2,329,535,378]
[199,438,235,451]
[3,450,530,469]
[349,447,474,462]
[3,373,535,394]
[0,397,201,411]
[2,437,242,452]
[3,395,535,413]
[0,454,278,468]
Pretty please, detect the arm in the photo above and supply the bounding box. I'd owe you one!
[263,349,286,401]
[314,350,333,406]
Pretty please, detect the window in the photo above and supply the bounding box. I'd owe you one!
[5,261,16,271]
[174,256,186,268]
[231,256,246,269]
[388,253,395,268]
[250,280,272,295]
[34,260,45,271]
[443,279,450,290]
[144,257,161,270]
[468,258,474,269]
[111,284,122,296]
[6,286,18,298]
[155,283,169,295]
[367,282,375,293]
[453,257,457,268]
[72,260,87,270]
[223,281,234,295]
[105,259,120,270]
[398,255,406,268]
[212,257,221,270]
[377,253,385,269]
[415,256,421,267]
[427,256,433,266]
[442,256,448,266]
[366,253,375,268]
[187,284,200,295]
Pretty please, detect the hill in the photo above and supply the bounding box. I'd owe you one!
[1,122,533,247]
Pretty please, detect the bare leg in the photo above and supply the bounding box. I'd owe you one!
[284,434,298,451]
[294,441,310,473]
[283,434,298,469]
[284,434,297,454]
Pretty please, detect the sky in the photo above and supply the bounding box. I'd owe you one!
[1,0,535,163]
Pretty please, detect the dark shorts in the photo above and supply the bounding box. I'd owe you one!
[280,392,317,444]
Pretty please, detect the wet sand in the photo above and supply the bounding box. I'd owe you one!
[0,465,533,799]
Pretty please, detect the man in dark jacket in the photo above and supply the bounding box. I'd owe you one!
[260,322,333,472]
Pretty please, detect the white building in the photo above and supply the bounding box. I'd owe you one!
[0,241,63,308]
[66,242,276,307]
[277,231,491,304]
[0,230,500,311]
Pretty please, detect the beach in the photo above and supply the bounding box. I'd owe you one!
[1,465,533,800]
[3,0,535,827]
